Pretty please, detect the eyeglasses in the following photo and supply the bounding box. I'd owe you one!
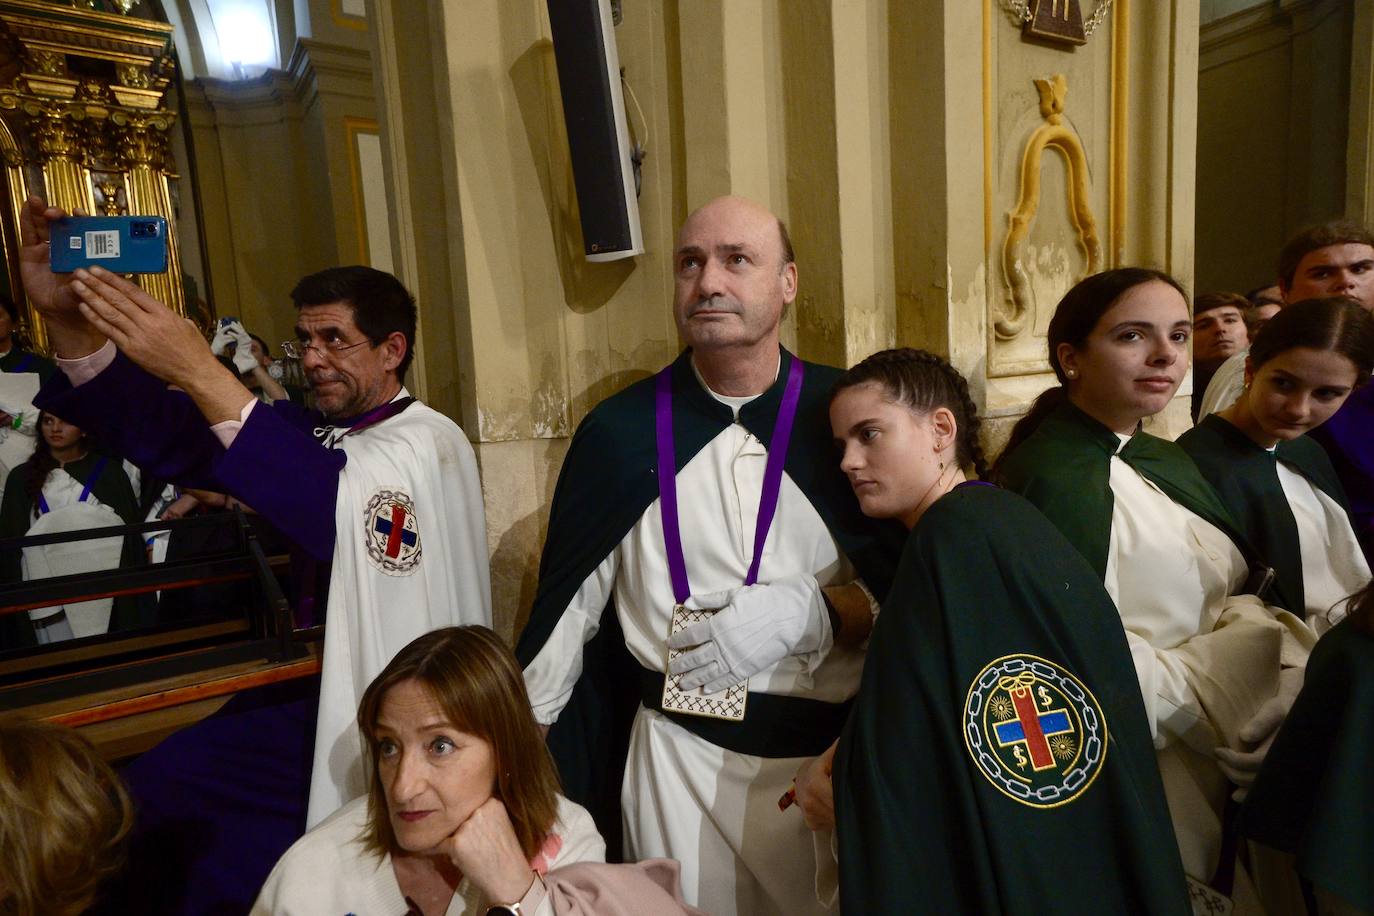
[281,338,372,360]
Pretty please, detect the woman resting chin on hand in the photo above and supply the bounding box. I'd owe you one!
[252,626,606,916]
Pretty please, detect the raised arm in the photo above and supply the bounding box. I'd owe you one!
[17,196,107,358]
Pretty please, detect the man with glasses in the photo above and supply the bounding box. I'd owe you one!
[17,196,492,910]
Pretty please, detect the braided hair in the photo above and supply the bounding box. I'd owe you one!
[831,347,989,479]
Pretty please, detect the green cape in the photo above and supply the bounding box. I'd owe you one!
[1241,619,1374,911]
[835,484,1190,914]
[996,399,1251,581]
[514,348,904,851]
[0,451,149,648]
[1178,414,1352,617]
[0,346,56,384]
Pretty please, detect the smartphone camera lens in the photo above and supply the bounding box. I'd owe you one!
[131,221,159,238]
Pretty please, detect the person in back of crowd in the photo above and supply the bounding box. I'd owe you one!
[254,626,609,916]
[1246,284,1284,331]
[0,718,134,916]
[0,411,148,648]
[1242,583,1374,916]
[0,294,55,500]
[994,268,1313,914]
[811,348,1188,914]
[1199,222,1374,424]
[210,318,297,405]
[1191,292,1252,421]
[1179,298,1374,635]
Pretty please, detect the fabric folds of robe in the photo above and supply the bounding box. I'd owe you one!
[834,483,1189,916]
[1178,413,1361,620]
[515,347,904,850]
[1242,619,1374,914]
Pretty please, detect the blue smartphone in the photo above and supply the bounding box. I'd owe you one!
[49,215,169,274]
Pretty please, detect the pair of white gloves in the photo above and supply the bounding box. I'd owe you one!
[666,573,833,695]
[210,319,263,376]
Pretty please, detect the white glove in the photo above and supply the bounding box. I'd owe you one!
[210,322,236,356]
[1213,665,1305,790]
[666,573,833,693]
[229,324,259,375]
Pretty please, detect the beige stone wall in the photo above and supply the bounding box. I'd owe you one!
[361,0,1201,640]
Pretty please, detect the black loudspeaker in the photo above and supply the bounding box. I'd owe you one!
[546,0,644,261]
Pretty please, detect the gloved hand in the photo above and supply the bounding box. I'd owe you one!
[229,323,260,375]
[666,573,832,694]
[210,321,236,356]
[1214,665,1305,791]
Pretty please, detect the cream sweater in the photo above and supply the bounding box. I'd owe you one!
[252,795,605,915]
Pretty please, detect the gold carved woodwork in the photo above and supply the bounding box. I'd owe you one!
[997,74,1102,340]
[0,0,185,349]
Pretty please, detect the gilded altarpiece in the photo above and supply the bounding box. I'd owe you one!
[0,0,186,353]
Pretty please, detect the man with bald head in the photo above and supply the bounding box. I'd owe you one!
[518,196,898,914]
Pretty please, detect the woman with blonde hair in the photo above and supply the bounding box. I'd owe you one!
[0,719,134,916]
[254,626,606,915]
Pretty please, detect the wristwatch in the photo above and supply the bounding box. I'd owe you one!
[484,874,545,916]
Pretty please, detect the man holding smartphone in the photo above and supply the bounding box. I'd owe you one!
[17,195,493,911]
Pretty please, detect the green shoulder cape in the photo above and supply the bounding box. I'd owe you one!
[1241,619,1374,912]
[514,348,904,852]
[835,483,1190,914]
[1178,414,1352,617]
[997,399,1250,581]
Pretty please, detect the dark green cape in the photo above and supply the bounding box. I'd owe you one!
[0,346,56,384]
[1178,414,1352,617]
[0,451,149,648]
[996,399,1251,581]
[1241,619,1374,912]
[834,484,1190,914]
[514,348,904,852]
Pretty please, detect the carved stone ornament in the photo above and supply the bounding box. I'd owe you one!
[997,74,1102,340]
[116,63,150,89]
[26,49,65,77]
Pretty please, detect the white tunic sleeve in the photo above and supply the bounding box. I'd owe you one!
[1104,451,1249,748]
[1276,461,1372,634]
[523,550,620,725]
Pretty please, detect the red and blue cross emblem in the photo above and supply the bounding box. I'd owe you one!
[373,503,417,559]
[991,674,1074,772]
[963,654,1108,809]
[363,488,422,574]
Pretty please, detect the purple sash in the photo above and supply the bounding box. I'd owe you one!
[654,358,804,604]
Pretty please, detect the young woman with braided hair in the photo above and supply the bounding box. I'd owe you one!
[994,268,1315,913]
[798,348,1188,914]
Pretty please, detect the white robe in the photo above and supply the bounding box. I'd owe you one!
[1275,460,1372,634]
[1104,436,1312,911]
[1197,349,1248,418]
[0,370,40,506]
[305,393,493,827]
[20,465,124,639]
[524,406,867,916]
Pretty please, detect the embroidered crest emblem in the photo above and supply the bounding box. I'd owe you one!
[363,489,422,575]
[963,653,1107,808]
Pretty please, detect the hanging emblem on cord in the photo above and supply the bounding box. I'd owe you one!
[1003,0,1113,46]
